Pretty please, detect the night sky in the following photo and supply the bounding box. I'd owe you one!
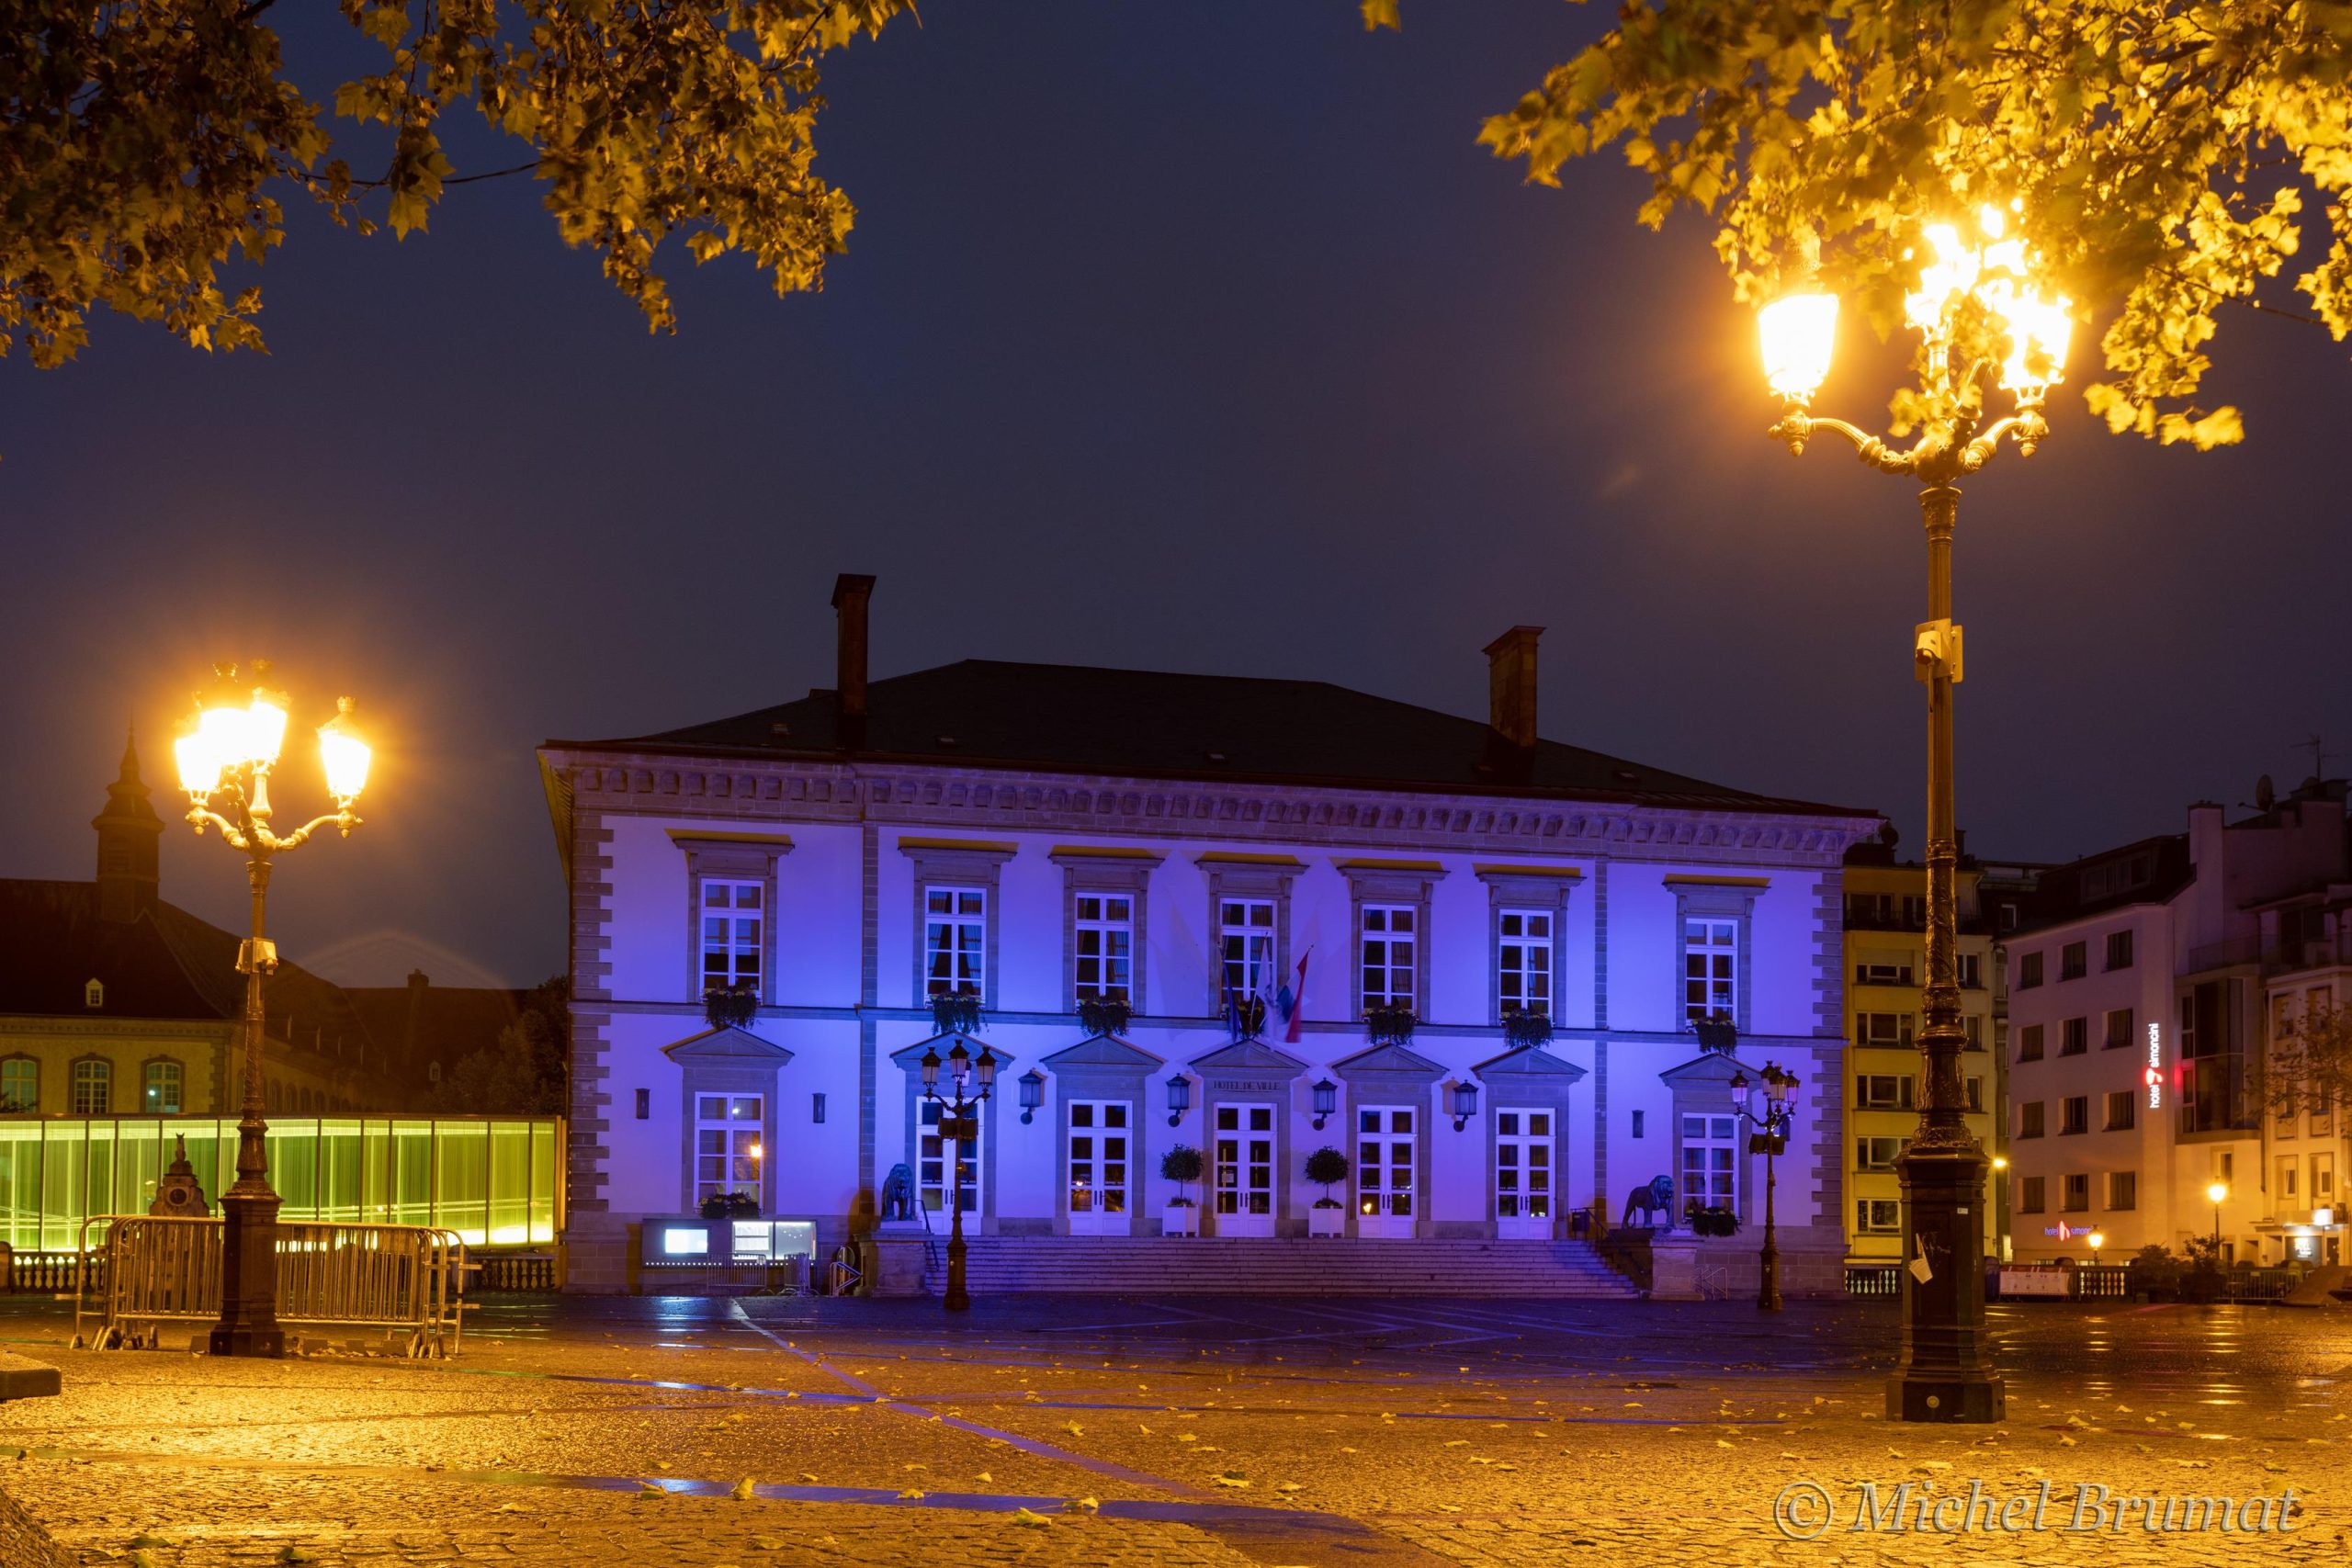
[5,4,2346,989]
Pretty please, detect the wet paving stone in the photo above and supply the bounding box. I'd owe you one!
[0,1294,2345,1565]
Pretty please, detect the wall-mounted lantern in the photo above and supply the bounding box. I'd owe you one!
[1018,1068,1046,1125]
[1167,1073,1193,1127]
[1310,1077,1338,1130]
[1451,1079,1479,1132]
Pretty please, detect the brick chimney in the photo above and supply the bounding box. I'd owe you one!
[831,573,876,749]
[1483,626,1544,750]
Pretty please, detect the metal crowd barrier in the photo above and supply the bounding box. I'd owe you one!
[72,1215,468,1358]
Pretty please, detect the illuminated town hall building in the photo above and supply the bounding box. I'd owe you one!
[541,578,1881,1292]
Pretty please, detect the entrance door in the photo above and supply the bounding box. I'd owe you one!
[1495,1108,1555,1239]
[919,1099,980,1220]
[1214,1103,1276,1236]
[1356,1105,1417,1239]
[1067,1100,1132,1236]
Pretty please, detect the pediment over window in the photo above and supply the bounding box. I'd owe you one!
[1041,1033,1162,1073]
[1471,1044,1588,1085]
[1329,1041,1445,1081]
[1187,1038,1306,1077]
[1657,1052,1754,1089]
[663,1026,795,1065]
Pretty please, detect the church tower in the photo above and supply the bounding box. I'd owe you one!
[92,731,163,922]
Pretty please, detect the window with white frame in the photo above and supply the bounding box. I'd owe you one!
[2314,1151,2337,1206]
[924,886,986,998]
[700,879,763,992]
[1219,897,1275,1000]
[0,1058,34,1112]
[1359,904,1417,1010]
[2278,1156,2300,1201]
[71,1059,109,1115]
[1856,1198,1902,1234]
[692,1093,763,1207]
[1856,1135,1904,1171]
[1858,1074,1916,1111]
[142,1060,183,1115]
[1679,1112,1737,1209]
[1073,893,1134,1003]
[1682,919,1737,1025]
[1497,908,1553,1016]
[1856,1011,1913,1049]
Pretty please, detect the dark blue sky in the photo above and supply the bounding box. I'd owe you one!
[6,3,2346,987]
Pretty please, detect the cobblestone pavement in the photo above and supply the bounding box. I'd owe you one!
[0,1294,2346,1566]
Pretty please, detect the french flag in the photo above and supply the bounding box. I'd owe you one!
[1280,950,1311,1043]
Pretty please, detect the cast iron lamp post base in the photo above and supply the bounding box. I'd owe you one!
[1887,1138,2004,1422]
[209,1185,284,1358]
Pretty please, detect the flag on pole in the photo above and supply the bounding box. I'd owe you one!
[1224,983,1241,1039]
[1282,950,1311,1043]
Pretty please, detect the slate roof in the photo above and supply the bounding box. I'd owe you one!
[0,879,368,1053]
[566,660,1872,818]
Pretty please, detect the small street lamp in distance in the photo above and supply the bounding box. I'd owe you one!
[1730,1061,1800,1313]
[174,664,371,1358]
[918,1031,996,1313]
[2207,1181,2228,1257]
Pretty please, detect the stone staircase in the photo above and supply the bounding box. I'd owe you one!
[933,1236,1640,1298]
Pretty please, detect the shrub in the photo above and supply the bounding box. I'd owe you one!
[699,1190,761,1220]
[1304,1145,1350,1204]
[1160,1145,1204,1202]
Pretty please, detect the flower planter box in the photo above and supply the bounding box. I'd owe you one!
[1161,1201,1200,1237]
[1307,1205,1345,1238]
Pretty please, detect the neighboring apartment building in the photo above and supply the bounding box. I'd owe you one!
[1839,835,2005,1263]
[2007,781,2349,1263]
[537,577,1883,1292]
[0,739,385,1117]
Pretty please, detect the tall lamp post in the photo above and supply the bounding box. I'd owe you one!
[2207,1181,2228,1257]
[173,664,371,1358]
[1758,206,2071,1424]
[1730,1062,1801,1313]
[919,1036,996,1312]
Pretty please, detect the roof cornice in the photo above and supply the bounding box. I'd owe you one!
[535,750,1878,867]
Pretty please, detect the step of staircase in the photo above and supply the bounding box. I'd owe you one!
[926,1237,1640,1298]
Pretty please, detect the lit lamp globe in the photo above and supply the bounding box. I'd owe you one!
[317,698,373,809]
[174,721,225,805]
[2207,1181,2228,1206]
[1758,292,1838,400]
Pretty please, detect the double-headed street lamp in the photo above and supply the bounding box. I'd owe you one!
[1758,205,2072,1424]
[174,663,371,1358]
[918,1036,997,1312]
[1730,1062,1801,1313]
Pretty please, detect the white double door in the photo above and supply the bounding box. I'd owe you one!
[1355,1105,1418,1239]
[1494,1108,1556,1239]
[1066,1099,1132,1236]
[1213,1103,1276,1236]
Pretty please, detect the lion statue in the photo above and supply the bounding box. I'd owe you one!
[880,1162,917,1223]
[1621,1174,1675,1230]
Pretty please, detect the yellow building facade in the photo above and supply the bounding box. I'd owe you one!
[1840,847,2007,1262]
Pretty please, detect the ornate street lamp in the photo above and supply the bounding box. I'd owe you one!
[1730,1062,1802,1313]
[1758,206,2069,1423]
[918,1024,995,1312]
[174,663,370,1358]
